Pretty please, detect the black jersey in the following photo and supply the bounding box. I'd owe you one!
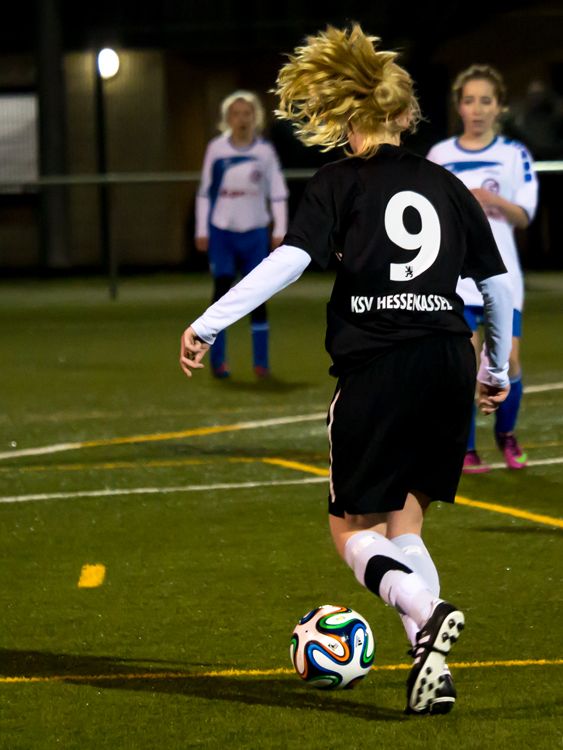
[283,144,507,375]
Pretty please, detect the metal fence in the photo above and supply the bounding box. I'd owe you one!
[0,164,561,299]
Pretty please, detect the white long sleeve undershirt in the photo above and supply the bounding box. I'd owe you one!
[270,200,288,237]
[190,245,311,343]
[195,195,210,239]
[475,273,513,389]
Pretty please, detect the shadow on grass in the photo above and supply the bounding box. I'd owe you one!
[215,376,314,394]
[0,649,221,675]
[0,648,406,723]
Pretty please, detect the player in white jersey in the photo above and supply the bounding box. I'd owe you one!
[181,27,513,714]
[428,65,538,472]
[195,91,289,377]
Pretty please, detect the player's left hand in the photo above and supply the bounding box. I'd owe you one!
[180,327,210,377]
[477,381,510,415]
[471,188,496,205]
[471,189,503,220]
[271,236,284,250]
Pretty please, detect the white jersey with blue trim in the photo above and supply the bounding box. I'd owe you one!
[427,135,538,312]
[196,135,289,235]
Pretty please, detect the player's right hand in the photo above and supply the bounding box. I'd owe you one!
[476,382,510,415]
[195,237,209,253]
[180,327,210,377]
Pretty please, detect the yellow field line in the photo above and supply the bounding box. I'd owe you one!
[0,459,207,473]
[261,458,330,476]
[79,424,248,448]
[2,658,562,684]
[448,659,563,669]
[0,457,326,474]
[521,441,563,449]
[3,446,563,474]
[0,457,263,473]
[261,460,563,529]
[2,451,562,529]
[261,462,562,529]
[0,414,326,462]
[455,495,563,529]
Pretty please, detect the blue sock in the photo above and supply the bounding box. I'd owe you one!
[251,323,269,369]
[467,402,477,451]
[210,330,226,369]
[495,374,523,434]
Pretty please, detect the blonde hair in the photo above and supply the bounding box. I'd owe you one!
[274,25,421,158]
[218,90,265,135]
[453,64,507,107]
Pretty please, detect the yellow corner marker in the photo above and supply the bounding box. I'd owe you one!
[78,564,106,588]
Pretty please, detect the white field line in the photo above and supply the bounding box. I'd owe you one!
[487,457,563,470]
[0,381,559,464]
[0,442,80,461]
[1,455,563,505]
[524,382,563,394]
[0,476,328,504]
[0,413,326,462]
[0,382,560,464]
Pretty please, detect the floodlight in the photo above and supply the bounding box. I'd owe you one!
[98,49,120,79]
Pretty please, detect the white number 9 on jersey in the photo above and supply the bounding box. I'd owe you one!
[384,191,441,281]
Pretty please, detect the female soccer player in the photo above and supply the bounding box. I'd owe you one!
[181,27,512,714]
[195,91,289,377]
[428,65,538,472]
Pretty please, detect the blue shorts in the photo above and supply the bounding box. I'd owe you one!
[208,225,269,278]
[464,305,522,338]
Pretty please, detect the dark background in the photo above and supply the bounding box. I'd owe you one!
[0,0,562,274]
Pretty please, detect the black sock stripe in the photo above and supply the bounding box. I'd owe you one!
[251,303,267,323]
[364,555,412,597]
[213,275,235,302]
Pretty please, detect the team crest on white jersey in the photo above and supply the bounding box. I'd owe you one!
[482,178,500,194]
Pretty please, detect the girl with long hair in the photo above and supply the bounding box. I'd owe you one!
[181,27,512,714]
[428,66,538,472]
[195,90,289,377]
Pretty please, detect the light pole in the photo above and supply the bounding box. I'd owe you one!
[94,48,119,299]
[37,0,69,269]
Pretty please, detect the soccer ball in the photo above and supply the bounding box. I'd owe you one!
[290,605,375,689]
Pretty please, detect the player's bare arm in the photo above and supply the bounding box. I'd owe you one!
[471,189,530,229]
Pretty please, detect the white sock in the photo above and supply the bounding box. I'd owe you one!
[400,614,420,648]
[379,570,436,629]
[344,530,436,628]
[392,533,440,645]
[391,533,440,597]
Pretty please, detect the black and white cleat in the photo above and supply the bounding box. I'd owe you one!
[429,665,457,715]
[405,601,464,715]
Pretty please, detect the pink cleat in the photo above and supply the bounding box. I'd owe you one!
[496,433,527,469]
[462,450,490,474]
[211,363,230,379]
[254,366,271,378]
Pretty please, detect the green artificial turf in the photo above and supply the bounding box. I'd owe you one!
[0,272,562,749]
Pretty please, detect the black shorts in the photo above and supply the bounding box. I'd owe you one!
[327,335,476,517]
